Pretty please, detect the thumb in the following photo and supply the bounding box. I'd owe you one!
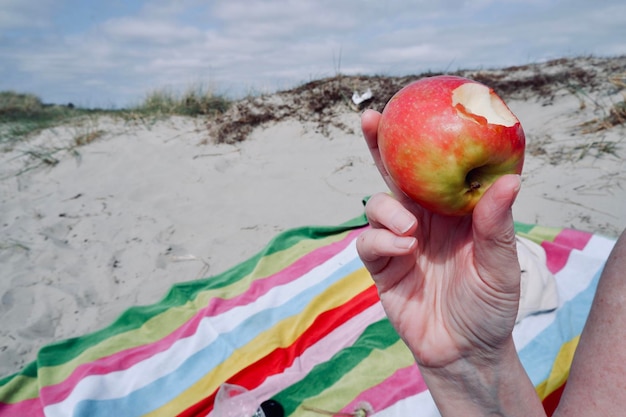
[471,174,522,289]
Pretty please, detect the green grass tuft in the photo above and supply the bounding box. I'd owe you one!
[134,85,231,117]
[0,91,91,148]
[0,87,231,151]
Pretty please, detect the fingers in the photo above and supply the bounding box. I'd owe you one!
[357,193,417,274]
[365,193,417,236]
[361,110,406,199]
[357,228,416,270]
[361,110,388,181]
[472,174,522,289]
[361,109,381,152]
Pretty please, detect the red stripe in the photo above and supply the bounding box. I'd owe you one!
[37,229,363,404]
[542,381,566,416]
[177,284,380,417]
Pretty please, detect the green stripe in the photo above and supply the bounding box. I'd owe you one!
[274,318,400,416]
[0,372,40,403]
[514,222,535,235]
[302,339,413,414]
[0,362,38,387]
[2,216,368,391]
[34,226,362,384]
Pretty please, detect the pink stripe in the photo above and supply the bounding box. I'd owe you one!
[542,228,593,274]
[38,228,365,406]
[553,228,592,251]
[205,228,365,316]
[340,364,427,414]
[542,241,570,274]
[0,397,45,417]
[236,303,387,407]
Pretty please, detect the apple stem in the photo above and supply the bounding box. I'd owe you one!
[469,181,481,191]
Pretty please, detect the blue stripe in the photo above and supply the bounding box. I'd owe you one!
[519,268,601,385]
[72,257,365,417]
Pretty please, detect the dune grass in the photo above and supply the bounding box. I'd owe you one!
[135,85,231,117]
[0,87,231,150]
[0,92,85,146]
[0,87,232,178]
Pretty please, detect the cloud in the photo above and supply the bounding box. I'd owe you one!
[1,0,624,107]
[100,17,203,44]
[0,0,55,30]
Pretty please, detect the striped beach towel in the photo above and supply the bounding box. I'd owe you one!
[0,214,616,417]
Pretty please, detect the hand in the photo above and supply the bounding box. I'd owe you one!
[357,109,523,370]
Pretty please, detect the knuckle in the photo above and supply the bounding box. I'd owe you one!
[365,192,394,221]
[356,230,383,262]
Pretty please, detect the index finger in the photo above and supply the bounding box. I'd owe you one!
[361,109,410,205]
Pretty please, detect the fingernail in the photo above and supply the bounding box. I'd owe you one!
[391,211,416,234]
[394,236,416,250]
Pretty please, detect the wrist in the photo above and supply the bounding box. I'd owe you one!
[417,338,546,417]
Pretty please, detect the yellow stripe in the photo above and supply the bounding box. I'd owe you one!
[519,225,562,245]
[536,336,580,400]
[0,374,40,403]
[35,232,351,387]
[144,268,373,416]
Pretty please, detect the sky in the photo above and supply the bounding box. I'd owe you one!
[1,0,625,108]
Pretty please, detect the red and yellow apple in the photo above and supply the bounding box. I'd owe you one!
[378,75,525,216]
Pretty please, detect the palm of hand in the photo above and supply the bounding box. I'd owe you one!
[375,209,519,369]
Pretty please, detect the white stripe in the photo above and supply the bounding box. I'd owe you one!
[239,303,387,410]
[513,234,615,349]
[373,390,440,417]
[45,239,361,416]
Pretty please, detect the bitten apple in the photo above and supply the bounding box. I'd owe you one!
[378,75,525,216]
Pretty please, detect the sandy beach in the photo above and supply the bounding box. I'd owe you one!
[1,55,625,378]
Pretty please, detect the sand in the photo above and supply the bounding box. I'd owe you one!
[1,56,625,378]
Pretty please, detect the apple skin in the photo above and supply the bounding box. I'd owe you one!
[378,75,525,216]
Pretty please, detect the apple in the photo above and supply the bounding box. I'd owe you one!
[377,75,525,216]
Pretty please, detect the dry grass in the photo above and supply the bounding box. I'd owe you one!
[3,56,625,152]
[209,56,626,144]
[580,102,626,133]
[578,72,626,133]
[73,129,106,147]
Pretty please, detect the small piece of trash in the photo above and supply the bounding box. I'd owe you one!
[351,88,373,105]
[170,254,199,262]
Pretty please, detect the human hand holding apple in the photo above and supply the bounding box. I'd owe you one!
[358,79,537,416]
[378,75,525,216]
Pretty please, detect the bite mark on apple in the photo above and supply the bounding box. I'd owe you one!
[452,83,517,127]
